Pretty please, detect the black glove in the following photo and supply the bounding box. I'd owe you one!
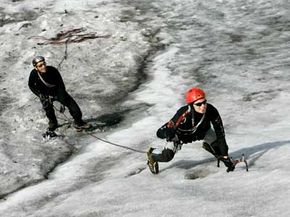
[220,157,235,172]
[165,128,176,142]
[39,93,48,101]
[39,94,53,109]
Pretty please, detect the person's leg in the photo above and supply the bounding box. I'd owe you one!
[202,127,218,156]
[56,89,83,124]
[149,141,182,162]
[150,148,175,162]
[147,142,180,174]
[202,127,234,171]
[40,98,58,131]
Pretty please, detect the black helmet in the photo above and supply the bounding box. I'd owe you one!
[32,56,45,66]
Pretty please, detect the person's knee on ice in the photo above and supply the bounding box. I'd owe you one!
[149,147,175,163]
[157,148,175,162]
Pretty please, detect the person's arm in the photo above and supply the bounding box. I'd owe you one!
[51,66,66,89]
[209,105,229,156]
[28,70,42,97]
[156,106,189,141]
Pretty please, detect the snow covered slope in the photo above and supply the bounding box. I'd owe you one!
[0,0,290,216]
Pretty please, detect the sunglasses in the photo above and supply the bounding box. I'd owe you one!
[193,100,207,107]
[36,62,46,68]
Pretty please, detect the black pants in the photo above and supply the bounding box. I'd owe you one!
[152,148,175,162]
[151,140,228,163]
[41,88,83,125]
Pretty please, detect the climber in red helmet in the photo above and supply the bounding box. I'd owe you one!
[147,87,235,174]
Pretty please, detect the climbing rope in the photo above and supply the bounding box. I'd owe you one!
[54,106,147,154]
[88,133,146,154]
[51,37,147,155]
[57,39,69,70]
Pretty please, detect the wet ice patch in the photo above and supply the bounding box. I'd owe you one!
[124,166,147,178]
[184,166,218,180]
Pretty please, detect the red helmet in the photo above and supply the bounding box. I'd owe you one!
[185,87,206,104]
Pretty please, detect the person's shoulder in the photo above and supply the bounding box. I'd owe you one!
[46,65,58,71]
[206,103,219,113]
[207,103,215,109]
[29,68,37,76]
[47,66,61,74]
[176,104,190,114]
[170,105,190,121]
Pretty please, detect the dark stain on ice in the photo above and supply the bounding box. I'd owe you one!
[0,9,38,27]
[184,168,213,180]
[242,88,283,102]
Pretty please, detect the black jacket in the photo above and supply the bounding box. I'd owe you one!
[157,103,227,145]
[28,66,65,97]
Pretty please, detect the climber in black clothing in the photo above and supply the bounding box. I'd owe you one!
[147,87,235,173]
[28,56,91,132]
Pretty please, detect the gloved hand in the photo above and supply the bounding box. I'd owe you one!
[39,94,54,109]
[48,96,56,104]
[39,93,48,101]
[220,156,235,172]
[165,128,176,142]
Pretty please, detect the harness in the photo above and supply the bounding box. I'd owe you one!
[37,72,56,88]
[168,105,206,135]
